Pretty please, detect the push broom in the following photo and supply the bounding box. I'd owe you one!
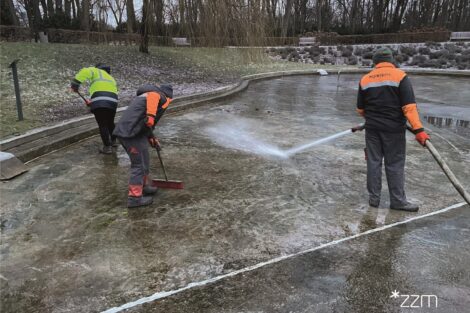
[152,147,184,189]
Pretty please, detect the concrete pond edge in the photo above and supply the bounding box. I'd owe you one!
[1,68,469,162]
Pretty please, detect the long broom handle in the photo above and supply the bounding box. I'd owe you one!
[156,148,169,181]
[77,90,87,102]
[424,140,470,205]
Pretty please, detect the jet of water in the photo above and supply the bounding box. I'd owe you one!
[205,118,289,159]
[285,129,352,156]
[205,118,356,159]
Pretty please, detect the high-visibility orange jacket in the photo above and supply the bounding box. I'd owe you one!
[356,62,424,133]
[113,85,172,139]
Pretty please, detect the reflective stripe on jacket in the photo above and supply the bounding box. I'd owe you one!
[356,62,423,132]
[73,67,119,111]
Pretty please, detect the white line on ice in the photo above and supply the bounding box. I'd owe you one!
[101,201,467,313]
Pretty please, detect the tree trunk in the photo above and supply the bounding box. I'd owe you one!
[126,0,137,33]
[81,0,90,30]
[55,0,63,13]
[179,0,186,36]
[64,0,71,20]
[47,0,54,17]
[1,0,20,25]
[155,0,164,36]
[140,0,150,53]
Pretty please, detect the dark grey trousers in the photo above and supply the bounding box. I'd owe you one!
[366,129,407,207]
[119,135,150,197]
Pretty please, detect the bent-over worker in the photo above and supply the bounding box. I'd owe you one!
[71,63,118,154]
[113,84,173,208]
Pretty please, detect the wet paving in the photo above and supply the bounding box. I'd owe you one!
[1,74,469,313]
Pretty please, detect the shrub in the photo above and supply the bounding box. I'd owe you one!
[419,59,440,68]
[354,47,365,56]
[418,47,431,55]
[362,59,372,67]
[437,57,448,65]
[411,55,427,65]
[400,46,416,56]
[342,49,353,57]
[347,55,358,65]
[444,43,457,53]
[395,54,406,63]
[291,50,300,58]
[308,45,326,57]
[363,51,374,59]
[456,54,470,64]
[430,50,449,59]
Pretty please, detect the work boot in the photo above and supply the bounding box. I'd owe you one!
[390,202,419,212]
[111,137,119,147]
[127,196,153,208]
[143,184,158,195]
[369,198,380,208]
[99,145,113,154]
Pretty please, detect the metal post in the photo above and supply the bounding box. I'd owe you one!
[9,59,23,121]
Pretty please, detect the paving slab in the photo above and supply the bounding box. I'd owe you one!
[1,74,469,313]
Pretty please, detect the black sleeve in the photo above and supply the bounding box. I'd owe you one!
[398,75,416,107]
[356,84,364,109]
[70,78,81,89]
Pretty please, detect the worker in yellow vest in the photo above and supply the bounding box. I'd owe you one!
[71,64,118,154]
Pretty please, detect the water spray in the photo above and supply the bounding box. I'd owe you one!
[205,118,364,159]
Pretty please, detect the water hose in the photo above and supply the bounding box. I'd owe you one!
[408,128,470,205]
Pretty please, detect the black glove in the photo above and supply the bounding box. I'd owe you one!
[351,124,365,132]
[70,82,79,93]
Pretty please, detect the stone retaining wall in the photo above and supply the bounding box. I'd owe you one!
[1,69,469,162]
[268,42,470,70]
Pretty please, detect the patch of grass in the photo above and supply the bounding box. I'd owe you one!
[0,43,331,139]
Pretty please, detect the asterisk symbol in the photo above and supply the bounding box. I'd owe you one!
[390,290,400,298]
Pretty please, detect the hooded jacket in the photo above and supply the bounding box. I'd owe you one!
[71,67,118,111]
[356,62,423,133]
[113,84,173,138]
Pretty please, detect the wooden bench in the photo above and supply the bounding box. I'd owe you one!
[172,37,191,46]
[299,37,316,46]
[450,32,470,41]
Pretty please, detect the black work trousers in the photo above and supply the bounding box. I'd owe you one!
[93,108,116,147]
[366,128,408,208]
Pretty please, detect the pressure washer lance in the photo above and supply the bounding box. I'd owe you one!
[152,146,184,190]
[405,126,470,205]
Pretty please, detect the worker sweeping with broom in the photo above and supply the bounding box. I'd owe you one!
[113,84,173,208]
[356,48,430,212]
[71,63,119,154]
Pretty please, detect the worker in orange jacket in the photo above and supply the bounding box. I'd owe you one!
[113,84,173,208]
[356,48,430,212]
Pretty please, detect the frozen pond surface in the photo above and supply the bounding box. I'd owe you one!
[1,74,469,312]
